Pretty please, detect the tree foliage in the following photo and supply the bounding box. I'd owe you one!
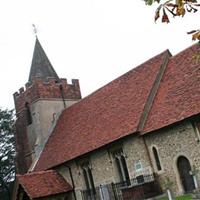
[144,0,200,40]
[0,108,15,200]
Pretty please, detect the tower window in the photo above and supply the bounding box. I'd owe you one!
[152,146,162,171]
[25,102,32,125]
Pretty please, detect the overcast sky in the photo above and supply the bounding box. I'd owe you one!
[1,0,199,109]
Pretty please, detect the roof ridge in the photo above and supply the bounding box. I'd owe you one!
[142,42,200,134]
[85,49,170,99]
[137,50,171,132]
[17,169,55,177]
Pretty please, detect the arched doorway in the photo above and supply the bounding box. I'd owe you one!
[177,156,195,193]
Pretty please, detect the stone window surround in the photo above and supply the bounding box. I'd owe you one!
[80,161,96,193]
[192,121,200,142]
[110,148,130,184]
[150,145,164,174]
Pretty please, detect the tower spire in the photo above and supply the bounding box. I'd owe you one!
[32,24,38,39]
[28,38,59,83]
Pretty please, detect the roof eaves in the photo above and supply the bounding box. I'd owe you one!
[43,130,141,170]
[17,175,34,200]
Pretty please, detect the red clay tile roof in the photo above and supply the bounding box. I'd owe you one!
[143,43,200,133]
[35,51,168,171]
[17,170,72,198]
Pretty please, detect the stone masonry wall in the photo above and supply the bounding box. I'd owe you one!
[123,135,152,179]
[145,120,200,195]
[57,121,200,199]
[57,134,152,200]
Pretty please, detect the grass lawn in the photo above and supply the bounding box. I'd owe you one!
[157,194,192,200]
[175,194,192,200]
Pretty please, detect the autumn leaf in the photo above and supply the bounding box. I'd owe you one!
[187,29,200,41]
[155,5,162,21]
[155,10,160,21]
[176,5,186,16]
[166,3,177,7]
[146,0,200,40]
[176,0,183,6]
[192,31,200,40]
[162,8,170,23]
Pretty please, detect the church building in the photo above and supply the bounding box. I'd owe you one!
[13,38,200,200]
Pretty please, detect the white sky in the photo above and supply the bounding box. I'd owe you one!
[0,0,199,109]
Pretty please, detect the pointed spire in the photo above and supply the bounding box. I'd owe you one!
[28,38,59,83]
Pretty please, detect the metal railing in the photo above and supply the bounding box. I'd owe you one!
[81,174,162,200]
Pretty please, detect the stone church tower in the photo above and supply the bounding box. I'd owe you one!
[13,38,81,174]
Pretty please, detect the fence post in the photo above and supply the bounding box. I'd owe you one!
[111,182,118,200]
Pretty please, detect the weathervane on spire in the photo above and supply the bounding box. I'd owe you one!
[32,24,38,38]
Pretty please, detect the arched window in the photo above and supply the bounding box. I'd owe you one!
[82,168,90,191]
[81,162,96,198]
[25,102,32,125]
[113,149,130,185]
[152,146,162,171]
[87,167,96,195]
[121,155,130,185]
[115,156,124,182]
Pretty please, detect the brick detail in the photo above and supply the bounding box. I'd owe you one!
[13,77,81,113]
[14,109,32,174]
[13,77,81,174]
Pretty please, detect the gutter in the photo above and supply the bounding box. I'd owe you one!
[63,164,77,200]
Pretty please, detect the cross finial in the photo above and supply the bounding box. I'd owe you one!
[32,24,38,38]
